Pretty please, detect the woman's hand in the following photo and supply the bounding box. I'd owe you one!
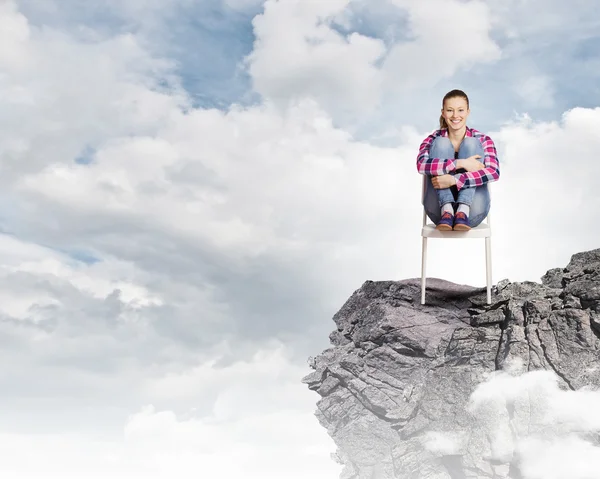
[432,174,456,189]
[458,155,486,172]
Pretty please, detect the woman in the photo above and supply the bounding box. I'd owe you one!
[416,89,500,231]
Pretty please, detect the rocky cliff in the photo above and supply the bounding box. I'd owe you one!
[302,249,600,478]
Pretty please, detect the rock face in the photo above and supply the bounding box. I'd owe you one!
[303,249,600,478]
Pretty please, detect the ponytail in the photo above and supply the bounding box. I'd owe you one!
[439,115,448,130]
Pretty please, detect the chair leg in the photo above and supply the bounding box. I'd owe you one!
[485,237,492,304]
[421,237,427,305]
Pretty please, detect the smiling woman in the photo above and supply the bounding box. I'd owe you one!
[416,89,500,231]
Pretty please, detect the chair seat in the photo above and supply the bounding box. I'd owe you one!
[422,222,491,239]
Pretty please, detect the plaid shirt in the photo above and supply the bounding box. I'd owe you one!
[416,126,500,190]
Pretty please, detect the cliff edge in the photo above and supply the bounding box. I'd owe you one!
[303,249,600,478]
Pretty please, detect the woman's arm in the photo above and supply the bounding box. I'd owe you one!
[416,131,458,176]
[453,133,500,190]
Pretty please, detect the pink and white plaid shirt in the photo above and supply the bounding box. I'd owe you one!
[416,126,500,190]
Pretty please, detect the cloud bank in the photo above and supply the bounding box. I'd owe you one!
[426,362,600,479]
[1,0,600,477]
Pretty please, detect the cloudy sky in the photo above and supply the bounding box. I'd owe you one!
[1,0,600,477]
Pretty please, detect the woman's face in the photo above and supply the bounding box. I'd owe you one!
[441,97,470,130]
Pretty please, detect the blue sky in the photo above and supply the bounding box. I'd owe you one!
[17,0,600,133]
[1,0,600,477]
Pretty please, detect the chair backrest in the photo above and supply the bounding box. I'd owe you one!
[421,175,492,227]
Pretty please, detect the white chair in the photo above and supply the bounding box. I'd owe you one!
[420,175,492,305]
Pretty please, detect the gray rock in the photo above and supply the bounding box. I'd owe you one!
[303,248,600,478]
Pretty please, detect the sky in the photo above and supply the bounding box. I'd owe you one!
[1,0,600,477]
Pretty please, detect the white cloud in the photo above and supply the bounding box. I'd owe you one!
[421,362,600,478]
[518,436,600,479]
[0,235,162,319]
[0,345,339,479]
[246,0,386,120]
[0,5,183,188]
[465,365,600,479]
[484,106,600,282]
[0,1,30,69]
[246,0,502,125]
[384,0,501,89]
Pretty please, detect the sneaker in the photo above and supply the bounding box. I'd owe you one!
[436,211,454,231]
[453,211,471,231]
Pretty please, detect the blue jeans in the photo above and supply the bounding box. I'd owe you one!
[422,136,490,227]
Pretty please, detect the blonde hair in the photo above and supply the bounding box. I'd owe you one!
[439,89,469,129]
